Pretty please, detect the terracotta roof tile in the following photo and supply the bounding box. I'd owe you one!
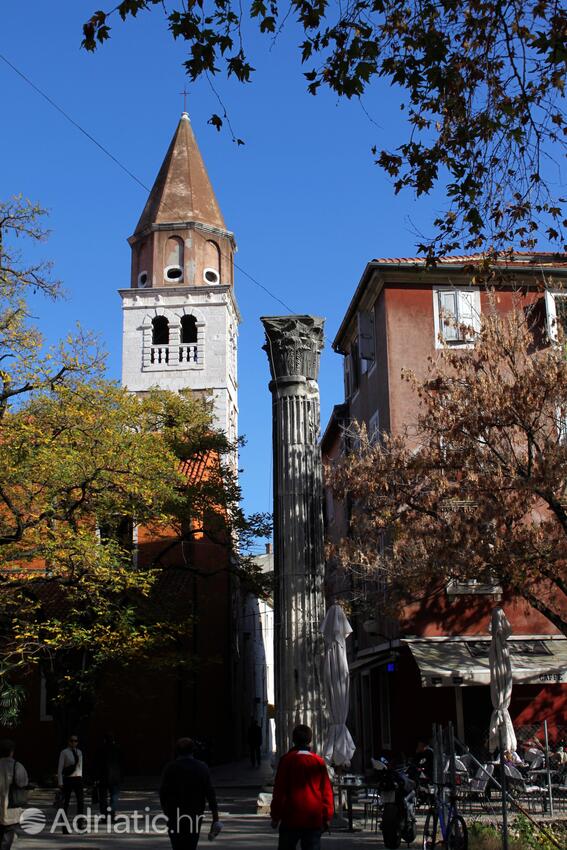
[178,451,212,483]
[371,251,567,267]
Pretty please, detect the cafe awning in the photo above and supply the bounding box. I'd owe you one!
[404,636,567,687]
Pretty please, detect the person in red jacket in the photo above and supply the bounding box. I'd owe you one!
[270,725,334,850]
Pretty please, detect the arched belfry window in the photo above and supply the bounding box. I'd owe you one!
[203,240,221,284]
[137,240,150,288]
[181,315,198,344]
[179,314,199,364]
[164,236,184,282]
[152,316,169,345]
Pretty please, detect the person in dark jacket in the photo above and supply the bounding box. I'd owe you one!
[271,724,334,850]
[160,738,219,850]
[95,734,122,820]
[0,739,28,850]
[248,720,263,768]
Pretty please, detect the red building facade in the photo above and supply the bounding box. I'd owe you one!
[322,254,567,768]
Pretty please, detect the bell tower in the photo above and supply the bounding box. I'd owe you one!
[119,112,239,443]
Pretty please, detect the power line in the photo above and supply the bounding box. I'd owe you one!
[0,53,149,195]
[0,52,295,314]
[0,50,297,518]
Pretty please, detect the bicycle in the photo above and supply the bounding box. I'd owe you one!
[422,788,468,850]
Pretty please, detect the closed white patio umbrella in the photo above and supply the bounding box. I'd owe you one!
[320,603,356,766]
[488,607,517,753]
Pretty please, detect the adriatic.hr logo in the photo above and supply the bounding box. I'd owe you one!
[19,808,46,834]
[20,806,205,835]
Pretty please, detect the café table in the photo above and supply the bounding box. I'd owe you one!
[336,777,366,832]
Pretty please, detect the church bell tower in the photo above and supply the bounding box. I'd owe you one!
[120,112,239,443]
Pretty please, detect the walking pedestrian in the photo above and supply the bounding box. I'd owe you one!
[95,733,122,820]
[0,739,28,849]
[58,733,84,826]
[271,724,334,850]
[160,737,221,849]
[248,719,263,768]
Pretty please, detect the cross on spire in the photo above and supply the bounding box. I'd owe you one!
[180,87,189,114]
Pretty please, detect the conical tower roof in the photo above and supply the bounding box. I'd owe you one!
[133,113,227,236]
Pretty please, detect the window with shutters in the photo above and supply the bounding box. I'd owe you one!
[344,355,352,399]
[556,406,567,444]
[368,409,380,445]
[358,310,375,374]
[544,290,567,342]
[350,340,360,393]
[433,288,481,348]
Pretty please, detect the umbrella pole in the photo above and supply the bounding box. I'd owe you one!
[543,720,554,817]
[448,722,457,792]
[498,729,509,850]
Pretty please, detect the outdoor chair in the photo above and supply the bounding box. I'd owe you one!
[458,753,475,774]
[550,782,567,814]
[504,763,523,783]
[359,788,380,831]
[524,751,544,770]
[504,764,546,813]
[461,763,495,813]
[443,756,470,780]
[443,756,471,807]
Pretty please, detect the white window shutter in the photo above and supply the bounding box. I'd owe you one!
[458,290,476,340]
[545,290,558,341]
[358,310,375,361]
[439,291,459,341]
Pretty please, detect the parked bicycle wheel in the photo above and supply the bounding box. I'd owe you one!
[422,809,438,850]
[447,814,468,850]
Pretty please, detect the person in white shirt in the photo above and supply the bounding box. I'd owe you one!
[58,735,84,822]
[0,739,28,849]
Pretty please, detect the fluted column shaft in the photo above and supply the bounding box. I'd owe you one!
[261,316,327,756]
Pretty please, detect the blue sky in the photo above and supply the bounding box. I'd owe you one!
[1,2,449,543]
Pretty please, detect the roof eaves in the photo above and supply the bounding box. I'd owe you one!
[332,262,381,353]
[332,253,567,352]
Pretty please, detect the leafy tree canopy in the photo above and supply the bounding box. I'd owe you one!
[331,292,567,636]
[0,197,270,721]
[83,0,566,258]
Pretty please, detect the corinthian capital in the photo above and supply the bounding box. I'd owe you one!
[261,315,325,382]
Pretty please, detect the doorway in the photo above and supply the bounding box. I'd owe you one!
[462,686,493,753]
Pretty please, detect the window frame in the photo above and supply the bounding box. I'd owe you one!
[446,577,503,597]
[545,289,567,342]
[432,286,481,349]
[350,340,361,392]
[368,409,380,445]
[358,310,375,374]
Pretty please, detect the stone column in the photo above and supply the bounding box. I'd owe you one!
[261,315,327,756]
